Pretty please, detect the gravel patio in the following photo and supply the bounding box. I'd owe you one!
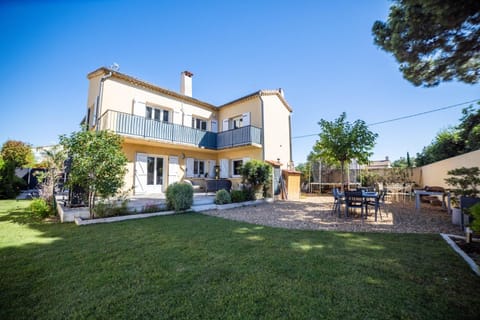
[202,195,463,235]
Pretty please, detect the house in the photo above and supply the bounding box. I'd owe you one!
[85,67,293,195]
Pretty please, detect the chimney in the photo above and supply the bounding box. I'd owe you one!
[180,71,193,97]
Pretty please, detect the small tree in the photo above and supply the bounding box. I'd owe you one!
[35,145,66,204]
[240,160,272,198]
[444,167,480,206]
[60,129,127,218]
[313,113,378,191]
[0,140,33,198]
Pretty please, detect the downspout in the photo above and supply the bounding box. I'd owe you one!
[260,92,265,162]
[95,70,113,131]
[288,112,293,168]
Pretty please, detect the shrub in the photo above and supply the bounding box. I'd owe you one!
[166,182,193,212]
[215,189,231,205]
[242,186,256,201]
[94,200,130,218]
[29,198,53,218]
[469,203,480,233]
[240,160,271,198]
[231,190,246,203]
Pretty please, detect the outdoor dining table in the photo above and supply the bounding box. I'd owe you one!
[343,191,380,222]
[413,190,451,213]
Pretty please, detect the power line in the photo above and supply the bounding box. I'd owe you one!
[292,98,480,139]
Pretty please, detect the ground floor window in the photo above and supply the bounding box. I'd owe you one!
[147,156,164,185]
[232,159,243,177]
[193,160,205,176]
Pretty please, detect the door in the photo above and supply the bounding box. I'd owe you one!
[168,156,179,186]
[136,153,164,194]
[273,166,281,195]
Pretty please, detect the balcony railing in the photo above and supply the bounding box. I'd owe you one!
[99,110,262,150]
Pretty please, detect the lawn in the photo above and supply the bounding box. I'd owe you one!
[1,200,479,319]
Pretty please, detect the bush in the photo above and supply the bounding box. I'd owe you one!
[240,160,271,198]
[94,200,130,218]
[469,203,480,233]
[231,190,246,203]
[29,198,54,218]
[215,189,231,205]
[166,182,193,212]
[231,187,255,202]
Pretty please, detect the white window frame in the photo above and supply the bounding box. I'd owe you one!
[146,105,170,122]
[231,159,244,177]
[231,115,243,129]
[193,159,206,177]
[191,116,207,131]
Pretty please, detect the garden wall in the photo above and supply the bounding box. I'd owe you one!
[412,149,480,188]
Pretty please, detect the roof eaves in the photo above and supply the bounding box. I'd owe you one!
[87,67,217,111]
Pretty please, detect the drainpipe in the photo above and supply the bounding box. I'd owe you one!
[260,92,265,162]
[95,70,113,131]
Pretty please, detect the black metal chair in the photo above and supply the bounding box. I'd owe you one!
[331,188,344,217]
[344,191,364,219]
[365,190,387,221]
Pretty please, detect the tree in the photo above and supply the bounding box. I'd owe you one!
[1,140,34,168]
[313,112,378,190]
[458,105,480,152]
[60,129,127,218]
[0,140,33,198]
[35,145,66,204]
[240,160,272,198]
[372,0,480,86]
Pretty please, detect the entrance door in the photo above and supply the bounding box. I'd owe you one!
[168,156,179,185]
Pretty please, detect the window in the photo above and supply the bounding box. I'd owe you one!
[193,160,206,176]
[147,157,164,185]
[146,106,169,122]
[192,117,207,131]
[232,159,243,176]
[231,115,243,129]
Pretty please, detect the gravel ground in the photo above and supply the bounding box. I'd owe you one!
[202,195,463,235]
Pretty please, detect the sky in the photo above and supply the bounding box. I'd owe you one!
[1,0,479,166]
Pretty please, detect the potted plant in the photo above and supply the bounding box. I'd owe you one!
[444,167,480,225]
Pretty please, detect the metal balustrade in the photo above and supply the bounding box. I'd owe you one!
[99,110,262,150]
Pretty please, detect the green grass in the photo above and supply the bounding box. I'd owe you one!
[1,200,479,319]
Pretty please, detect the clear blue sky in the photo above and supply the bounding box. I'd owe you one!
[1,0,478,166]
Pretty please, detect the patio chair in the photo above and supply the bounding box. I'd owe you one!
[344,191,364,219]
[365,190,387,221]
[331,188,344,216]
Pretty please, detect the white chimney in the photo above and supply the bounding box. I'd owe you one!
[180,71,193,97]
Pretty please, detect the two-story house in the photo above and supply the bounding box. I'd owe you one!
[85,67,293,196]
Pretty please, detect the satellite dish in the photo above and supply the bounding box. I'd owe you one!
[110,62,120,71]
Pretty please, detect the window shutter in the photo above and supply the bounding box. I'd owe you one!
[220,159,229,178]
[211,120,218,133]
[185,158,194,178]
[222,119,229,131]
[134,153,148,194]
[184,114,192,127]
[173,109,182,125]
[133,99,145,117]
[208,160,216,178]
[242,112,251,126]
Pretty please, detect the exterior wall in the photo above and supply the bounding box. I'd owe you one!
[99,77,216,129]
[122,141,217,194]
[261,95,291,168]
[411,149,480,188]
[218,97,262,129]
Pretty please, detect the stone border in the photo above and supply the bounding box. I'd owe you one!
[73,199,271,226]
[441,233,480,276]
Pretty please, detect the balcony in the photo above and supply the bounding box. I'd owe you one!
[99,110,262,150]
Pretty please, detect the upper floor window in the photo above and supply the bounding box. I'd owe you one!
[192,117,207,131]
[231,115,243,129]
[146,106,169,122]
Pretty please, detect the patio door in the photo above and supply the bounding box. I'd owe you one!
[135,153,165,194]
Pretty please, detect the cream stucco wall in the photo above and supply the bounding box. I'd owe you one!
[261,94,291,168]
[411,149,480,188]
[97,77,216,129]
[218,97,262,129]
